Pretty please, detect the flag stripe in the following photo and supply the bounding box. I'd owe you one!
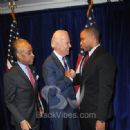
[75,3,96,102]
[7,20,19,69]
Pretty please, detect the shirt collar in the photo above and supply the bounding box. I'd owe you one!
[53,50,63,61]
[17,61,27,70]
[89,44,100,57]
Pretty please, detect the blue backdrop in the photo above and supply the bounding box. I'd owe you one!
[0,1,130,130]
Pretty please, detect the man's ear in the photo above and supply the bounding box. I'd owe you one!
[56,41,61,49]
[17,52,22,61]
[51,42,55,48]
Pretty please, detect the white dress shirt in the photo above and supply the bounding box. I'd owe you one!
[88,44,100,57]
[81,44,100,74]
[53,50,73,81]
[53,50,69,69]
[17,61,30,80]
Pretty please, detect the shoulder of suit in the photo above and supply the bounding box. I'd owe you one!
[96,47,112,57]
[4,65,19,78]
[43,54,54,66]
[95,47,114,60]
[96,46,106,54]
[96,47,115,66]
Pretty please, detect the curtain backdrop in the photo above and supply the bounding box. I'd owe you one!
[0,1,130,130]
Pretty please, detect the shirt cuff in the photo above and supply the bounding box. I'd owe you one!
[69,77,73,82]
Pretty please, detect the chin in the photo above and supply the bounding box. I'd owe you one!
[29,62,33,65]
[82,48,87,52]
[66,52,69,56]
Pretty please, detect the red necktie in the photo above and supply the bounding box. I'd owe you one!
[82,52,89,71]
[84,52,89,63]
[26,66,35,87]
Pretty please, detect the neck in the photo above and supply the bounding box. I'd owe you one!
[54,50,64,57]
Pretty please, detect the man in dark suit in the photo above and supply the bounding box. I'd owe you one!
[42,30,80,130]
[77,25,116,130]
[4,39,44,130]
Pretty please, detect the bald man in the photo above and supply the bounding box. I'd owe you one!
[42,30,80,130]
[4,39,43,130]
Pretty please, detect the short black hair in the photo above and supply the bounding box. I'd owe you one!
[84,24,101,42]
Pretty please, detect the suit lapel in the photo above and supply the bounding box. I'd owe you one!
[15,64,35,90]
[51,52,65,73]
[82,46,104,80]
[65,56,71,69]
[29,66,37,89]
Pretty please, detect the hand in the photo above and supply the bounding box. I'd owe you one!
[20,120,32,130]
[36,106,44,118]
[65,70,70,78]
[96,120,105,130]
[65,69,76,79]
[39,107,44,116]
[69,69,76,78]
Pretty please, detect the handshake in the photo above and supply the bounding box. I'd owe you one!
[65,69,76,79]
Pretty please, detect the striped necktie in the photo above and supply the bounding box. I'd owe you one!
[62,57,69,70]
[26,66,35,87]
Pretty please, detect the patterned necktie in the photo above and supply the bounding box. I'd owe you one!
[26,66,35,87]
[81,52,89,73]
[84,52,89,64]
[62,57,69,70]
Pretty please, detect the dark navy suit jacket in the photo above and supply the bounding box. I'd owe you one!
[42,52,81,130]
[42,52,76,109]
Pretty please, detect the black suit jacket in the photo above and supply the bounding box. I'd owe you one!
[4,64,40,127]
[78,46,116,121]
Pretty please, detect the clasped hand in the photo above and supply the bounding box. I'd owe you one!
[65,69,76,79]
[20,120,32,130]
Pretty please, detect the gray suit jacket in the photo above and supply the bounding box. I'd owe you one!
[4,64,41,127]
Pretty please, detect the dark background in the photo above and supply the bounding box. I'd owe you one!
[0,1,130,130]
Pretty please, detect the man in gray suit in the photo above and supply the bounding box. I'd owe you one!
[4,39,44,130]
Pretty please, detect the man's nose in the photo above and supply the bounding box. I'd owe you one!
[31,52,35,57]
[80,41,82,46]
[69,43,71,48]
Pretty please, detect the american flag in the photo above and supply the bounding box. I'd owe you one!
[75,49,86,102]
[75,1,96,102]
[85,7,96,28]
[7,20,19,69]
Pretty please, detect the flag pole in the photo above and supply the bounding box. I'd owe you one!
[75,0,95,103]
[86,0,93,17]
[7,0,19,69]
[8,0,17,21]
